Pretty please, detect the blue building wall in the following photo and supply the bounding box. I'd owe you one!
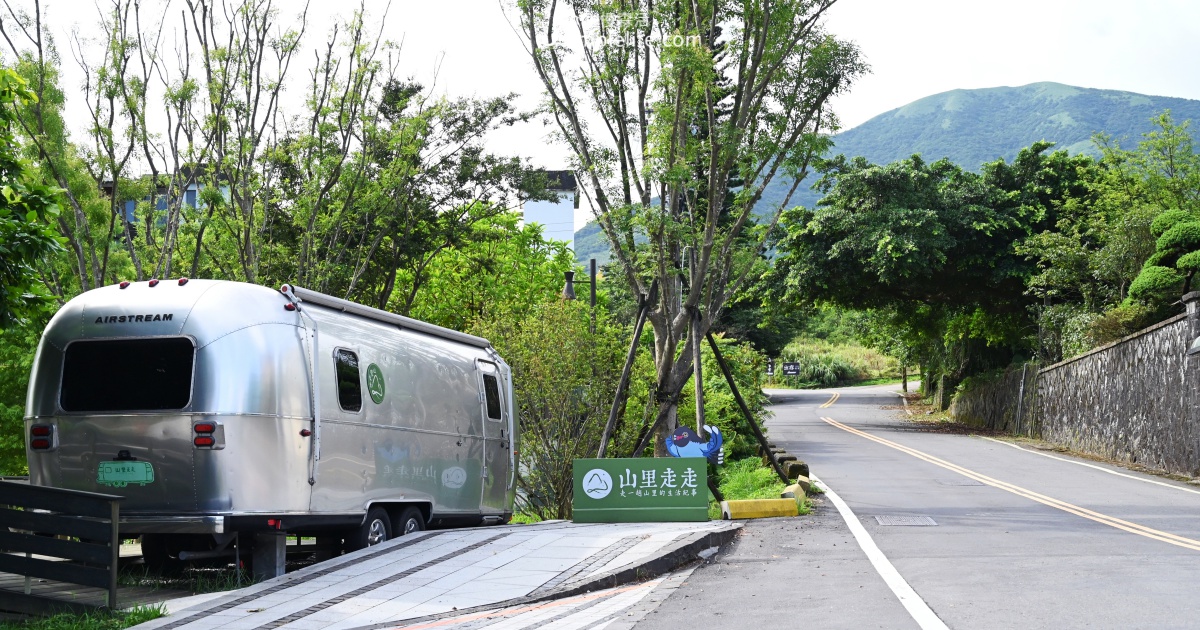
[121,184,207,223]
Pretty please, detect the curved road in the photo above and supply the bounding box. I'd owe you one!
[635,384,1200,629]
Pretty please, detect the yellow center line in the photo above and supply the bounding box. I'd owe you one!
[820,416,1200,552]
[820,392,840,408]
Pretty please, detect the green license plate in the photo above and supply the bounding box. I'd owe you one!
[97,461,155,487]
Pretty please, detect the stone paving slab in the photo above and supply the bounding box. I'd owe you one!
[137,520,739,630]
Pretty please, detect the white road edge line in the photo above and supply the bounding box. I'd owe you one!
[810,473,948,630]
[978,436,1200,496]
[893,390,1200,496]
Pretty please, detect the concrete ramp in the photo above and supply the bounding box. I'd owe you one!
[136,520,739,630]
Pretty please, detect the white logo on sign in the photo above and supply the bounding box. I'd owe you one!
[582,469,613,499]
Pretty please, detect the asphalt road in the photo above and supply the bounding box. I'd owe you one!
[635,384,1200,630]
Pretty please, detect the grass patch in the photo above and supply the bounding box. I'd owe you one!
[120,565,255,594]
[707,457,811,518]
[508,512,543,525]
[768,338,900,389]
[718,457,790,500]
[0,605,164,630]
[852,377,904,387]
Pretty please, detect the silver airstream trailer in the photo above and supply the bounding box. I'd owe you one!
[24,279,516,570]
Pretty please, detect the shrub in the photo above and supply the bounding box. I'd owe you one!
[1155,221,1200,255]
[675,335,770,461]
[1086,302,1160,346]
[1150,209,1194,237]
[1128,265,1183,303]
[717,457,788,501]
[1177,250,1200,272]
[473,299,627,521]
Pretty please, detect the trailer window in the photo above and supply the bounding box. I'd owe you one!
[61,337,194,412]
[334,349,362,412]
[483,374,502,420]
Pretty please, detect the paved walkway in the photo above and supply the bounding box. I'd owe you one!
[137,520,738,630]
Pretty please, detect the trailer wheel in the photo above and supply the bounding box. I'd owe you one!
[349,507,391,551]
[140,534,174,575]
[397,507,425,535]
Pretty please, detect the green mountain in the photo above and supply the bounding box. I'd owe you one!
[576,82,1200,262]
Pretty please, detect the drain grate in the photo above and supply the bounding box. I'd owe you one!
[874,515,938,526]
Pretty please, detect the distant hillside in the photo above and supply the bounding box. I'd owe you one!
[572,220,611,265]
[757,82,1200,212]
[576,82,1200,262]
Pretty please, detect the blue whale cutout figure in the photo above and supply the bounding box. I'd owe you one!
[665,425,723,464]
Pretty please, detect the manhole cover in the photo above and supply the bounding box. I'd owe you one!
[937,479,984,486]
[874,515,937,526]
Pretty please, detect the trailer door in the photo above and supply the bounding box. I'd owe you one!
[476,360,511,513]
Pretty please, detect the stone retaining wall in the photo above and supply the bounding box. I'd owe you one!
[949,363,1039,436]
[1037,311,1200,476]
[950,294,1200,477]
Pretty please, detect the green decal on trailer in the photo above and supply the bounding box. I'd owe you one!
[572,457,709,522]
[366,363,386,404]
[97,461,155,487]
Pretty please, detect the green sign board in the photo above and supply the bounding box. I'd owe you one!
[572,457,709,522]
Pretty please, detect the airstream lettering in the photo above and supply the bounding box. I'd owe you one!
[24,280,516,572]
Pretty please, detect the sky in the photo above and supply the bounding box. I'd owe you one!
[21,0,1200,229]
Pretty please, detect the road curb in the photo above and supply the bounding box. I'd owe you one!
[548,523,742,596]
[720,499,799,519]
[362,523,742,630]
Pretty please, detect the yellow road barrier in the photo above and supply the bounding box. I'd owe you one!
[720,499,799,520]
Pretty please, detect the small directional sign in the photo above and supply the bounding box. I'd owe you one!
[767,359,775,376]
[782,362,801,376]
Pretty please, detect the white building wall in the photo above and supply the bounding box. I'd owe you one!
[522,193,578,249]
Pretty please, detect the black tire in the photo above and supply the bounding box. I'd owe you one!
[396,507,425,536]
[348,507,391,551]
[140,533,174,575]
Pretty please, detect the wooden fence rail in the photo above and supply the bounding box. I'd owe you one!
[0,480,123,615]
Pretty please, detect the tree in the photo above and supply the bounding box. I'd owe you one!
[1107,114,1200,319]
[773,144,1096,379]
[0,67,60,329]
[474,299,628,520]
[2,1,114,297]
[271,76,556,312]
[515,0,864,453]
[1018,114,1200,351]
[0,67,60,474]
[406,212,576,332]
